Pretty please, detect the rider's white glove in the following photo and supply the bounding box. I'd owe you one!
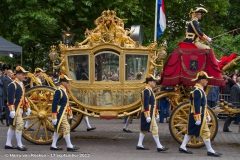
[10,111,15,118]
[195,120,201,125]
[68,116,73,119]
[146,117,151,123]
[207,37,212,42]
[155,115,159,120]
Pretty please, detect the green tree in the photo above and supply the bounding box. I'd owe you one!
[0,0,238,72]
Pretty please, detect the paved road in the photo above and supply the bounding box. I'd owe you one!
[0,117,239,160]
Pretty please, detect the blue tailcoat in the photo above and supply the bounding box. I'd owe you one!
[184,18,205,43]
[187,84,207,137]
[52,86,69,133]
[7,80,24,125]
[140,85,156,131]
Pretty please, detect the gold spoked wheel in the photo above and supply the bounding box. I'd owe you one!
[22,86,62,145]
[68,105,84,131]
[169,102,218,148]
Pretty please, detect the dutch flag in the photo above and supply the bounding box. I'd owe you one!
[157,0,166,38]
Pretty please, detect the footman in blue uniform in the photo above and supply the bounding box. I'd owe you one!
[50,74,79,151]
[179,71,222,157]
[5,66,29,151]
[136,74,169,152]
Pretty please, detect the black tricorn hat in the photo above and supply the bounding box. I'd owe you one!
[189,7,208,17]
[191,71,213,81]
[144,74,159,83]
[58,74,72,83]
[15,66,29,74]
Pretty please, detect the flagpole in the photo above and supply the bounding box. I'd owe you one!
[154,0,158,42]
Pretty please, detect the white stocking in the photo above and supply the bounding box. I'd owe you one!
[51,132,59,148]
[65,133,73,148]
[180,134,191,150]
[137,133,145,147]
[203,138,215,153]
[24,121,29,128]
[15,131,23,147]
[153,135,163,148]
[6,129,15,146]
[84,116,92,129]
[123,117,132,129]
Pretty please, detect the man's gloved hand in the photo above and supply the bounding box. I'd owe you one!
[52,119,57,125]
[195,120,201,125]
[146,117,151,123]
[206,116,211,122]
[10,111,15,118]
[68,116,73,119]
[155,115,159,120]
[25,108,31,116]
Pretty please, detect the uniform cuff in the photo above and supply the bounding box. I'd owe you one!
[193,114,201,121]
[8,105,15,111]
[200,34,207,42]
[144,111,150,118]
[52,114,57,119]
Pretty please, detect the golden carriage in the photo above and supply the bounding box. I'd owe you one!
[22,10,239,148]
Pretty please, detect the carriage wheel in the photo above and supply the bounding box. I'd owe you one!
[169,102,218,148]
[22,86,63,145]
[68,106,84,131]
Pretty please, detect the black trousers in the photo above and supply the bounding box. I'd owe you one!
[223,114,240,131]
[4,100,9,125]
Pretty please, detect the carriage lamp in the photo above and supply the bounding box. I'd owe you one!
[156,44,167,62]
[49,45,59,74]
[62,27,75,45]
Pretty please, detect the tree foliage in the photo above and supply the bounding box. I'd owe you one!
[0,0,239,72]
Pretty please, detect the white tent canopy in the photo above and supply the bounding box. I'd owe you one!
[0,37,22,58]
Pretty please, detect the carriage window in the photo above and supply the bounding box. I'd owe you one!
[95,51,119,82]
[68,55,89,81]
[125,54,148,81]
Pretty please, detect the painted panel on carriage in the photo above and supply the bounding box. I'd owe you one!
[68,54,89,81]
[70,88,141,107]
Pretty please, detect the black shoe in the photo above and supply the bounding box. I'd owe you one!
[87,127,96,131]
[207,151,221,157]
[215,152,222,155]
[5,145,17,149]
[223,130,232,132]
[123,128,132,133]
[0,117,4,124]
[136,146,149,150]
[179,147,193,154]
[24,127,34,131]
[50,146,63,150]
[17,146,27,151]
[67,146,79,152]
[157,147,169,152]
[71,129,76,132]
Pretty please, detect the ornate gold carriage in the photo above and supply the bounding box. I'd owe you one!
[22,10,239,148]
[22,10,169,145]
